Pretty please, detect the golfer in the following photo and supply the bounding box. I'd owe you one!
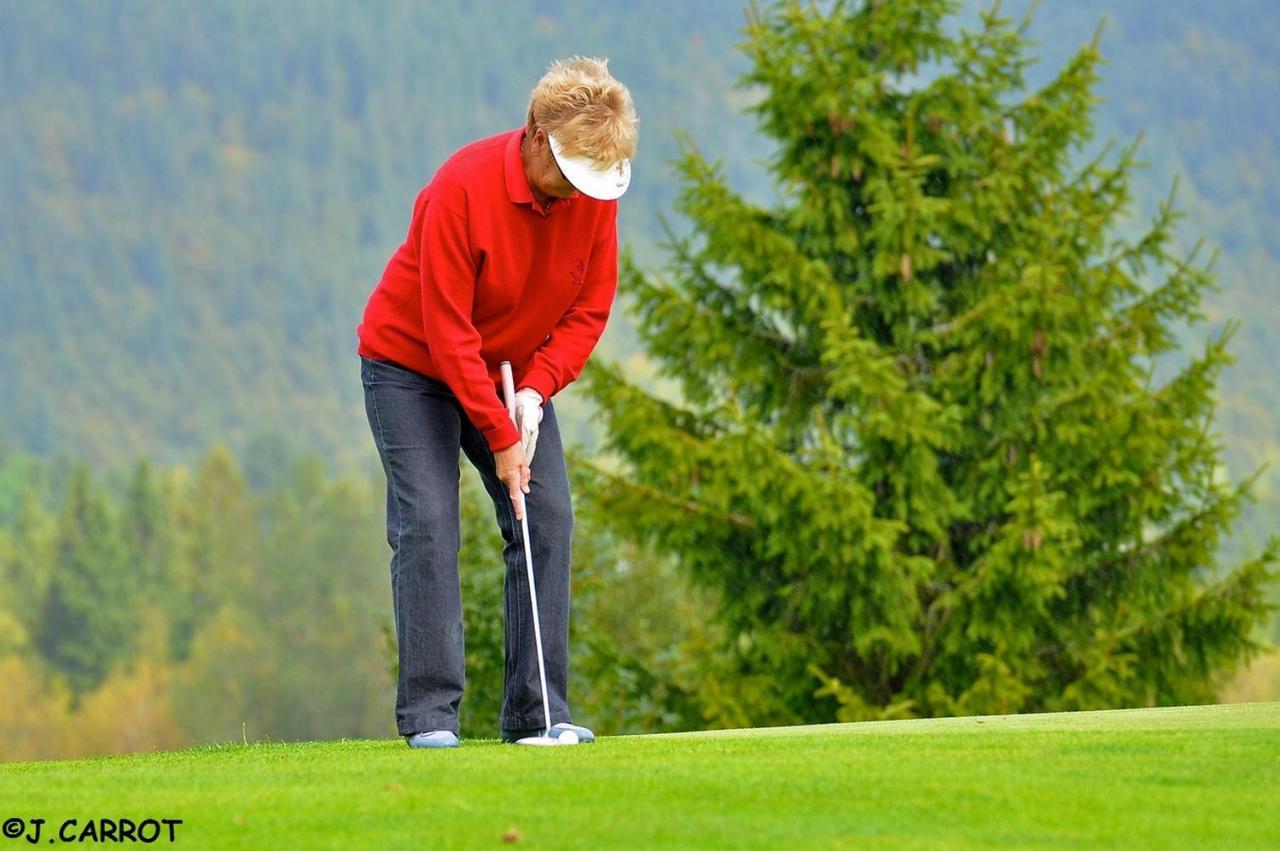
[356,58,637,748]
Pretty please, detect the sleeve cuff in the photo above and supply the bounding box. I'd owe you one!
[519,371,556,403]
[484,420,522,453]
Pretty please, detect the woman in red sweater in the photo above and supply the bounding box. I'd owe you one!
[356,57,637,748]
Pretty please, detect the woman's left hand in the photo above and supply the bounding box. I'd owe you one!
[514,388,544,464]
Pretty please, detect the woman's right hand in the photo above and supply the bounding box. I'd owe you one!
[494,442,531,520]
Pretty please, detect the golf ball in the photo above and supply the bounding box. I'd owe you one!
[559,730,579,745]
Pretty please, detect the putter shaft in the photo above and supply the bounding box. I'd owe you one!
[500,361,553,739]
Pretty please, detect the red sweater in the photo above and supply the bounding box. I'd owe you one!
[356,128,618,452]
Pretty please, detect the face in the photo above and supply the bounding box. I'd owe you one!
[526,128,579,200]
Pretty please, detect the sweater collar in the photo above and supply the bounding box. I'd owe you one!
[504,127,577,214]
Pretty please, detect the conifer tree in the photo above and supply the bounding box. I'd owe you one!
[124,458,175,603]
[579,0,1278,722]
[0,481,55,645]
[35,464,139,697]
[167,445,261,662]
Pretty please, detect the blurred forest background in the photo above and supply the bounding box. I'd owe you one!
[1,0,1277,760]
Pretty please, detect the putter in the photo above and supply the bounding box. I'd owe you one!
[499,361,563,747]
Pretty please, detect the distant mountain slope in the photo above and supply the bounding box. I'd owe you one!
[0,0,769,463]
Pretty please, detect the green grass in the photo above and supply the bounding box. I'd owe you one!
[2,703,1278,849]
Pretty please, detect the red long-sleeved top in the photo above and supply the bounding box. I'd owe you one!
[356,128,619,452]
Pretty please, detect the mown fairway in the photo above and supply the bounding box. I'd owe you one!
[2,703,1277,849]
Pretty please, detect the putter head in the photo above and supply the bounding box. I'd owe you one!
[515,735,561,746]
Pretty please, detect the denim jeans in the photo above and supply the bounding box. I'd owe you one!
[359,355,574,736]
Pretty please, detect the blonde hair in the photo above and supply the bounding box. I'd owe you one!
[526,56,638,163]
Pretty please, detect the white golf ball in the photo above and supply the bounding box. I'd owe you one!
[558,730,579,745]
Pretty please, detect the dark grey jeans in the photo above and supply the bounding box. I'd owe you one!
[360,355,573,737]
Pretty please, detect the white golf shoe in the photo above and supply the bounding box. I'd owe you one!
[500,721,596,744]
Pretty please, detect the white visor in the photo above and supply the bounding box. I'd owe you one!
[548,133,632,201]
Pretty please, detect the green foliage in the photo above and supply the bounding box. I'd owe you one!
[980,0,1280,577]
[0,475,56,651]
[124,459,176,608]
[580,0,1278,724]
[0,440,719,753]
[456,472,508,737]
[568,470,729,732]
[1,447,396,747]
[34,464,140,698]
[165,446,262,664]
[236,455,389,741]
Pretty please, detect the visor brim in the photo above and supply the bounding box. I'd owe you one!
[548,134,631,201]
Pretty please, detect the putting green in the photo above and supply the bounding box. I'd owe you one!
[2,703,1277,849]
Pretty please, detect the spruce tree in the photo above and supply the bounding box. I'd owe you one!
[35,464,139,698]
[578,0,1278,722]
[124,458,175,604]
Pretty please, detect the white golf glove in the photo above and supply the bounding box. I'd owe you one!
[514,388,544,464]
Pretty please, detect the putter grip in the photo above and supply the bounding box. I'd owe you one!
[500,361,516,422]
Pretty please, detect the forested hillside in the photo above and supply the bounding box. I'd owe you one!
[0,0,770,466]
